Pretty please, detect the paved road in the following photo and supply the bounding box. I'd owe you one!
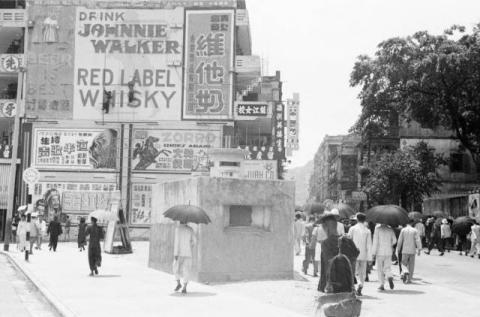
[0,253,59,317]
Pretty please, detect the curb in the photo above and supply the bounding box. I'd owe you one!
[0,250,77,317]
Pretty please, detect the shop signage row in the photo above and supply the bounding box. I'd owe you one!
[234,101,269,118]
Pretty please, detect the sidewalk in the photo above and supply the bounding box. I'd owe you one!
[1,242,303,317]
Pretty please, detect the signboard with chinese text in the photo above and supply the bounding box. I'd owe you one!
[183,10,235,120]
[73,8,184,121]
[0,54,24,72]
[26,6,75,119]
[286,94,299,154]
[0,100,17,117]
[130,183,152,225]
[0,9,26,27]
[242,160,277,180]
[32,128,119,170]
[32,182,118,222]
[272,103,285,160]
[132,128,221,172]
[234,101,269,119]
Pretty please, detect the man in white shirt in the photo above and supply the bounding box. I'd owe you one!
[396,220,422,283]
[372,223,397,291]
[414,221,426,247]
[348,213,372,296]
[294,214,306,255]
[330,209,345,234]
[173,222,196,294]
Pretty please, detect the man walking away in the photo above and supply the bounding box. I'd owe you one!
[64,216,71,242]
[86,217,104,275]
[396,219,422,283]
[173,221,196,294]
[469,221,480,259]
[294,214,306,256]
[372,223,397,291]
[47,216,62,252]
[303,216,318,276]
[414,220,426,248]
[348,213,372,296]
[425,219,444,256]
[440,219,452,252]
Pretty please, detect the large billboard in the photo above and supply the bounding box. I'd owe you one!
[132,128,221,172]
[26,6,75,119]
[183,10,234,120]
[32,128,119,170]
[73,8,184,121]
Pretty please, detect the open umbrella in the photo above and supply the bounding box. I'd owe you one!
[304,202,325,215]
[163,204,211,224]
[408,211,422,221]
[366,205,409,227]
[333,203,355,219]
[452,216,475,235]
[89,209,118,222]
[432,210,446,218]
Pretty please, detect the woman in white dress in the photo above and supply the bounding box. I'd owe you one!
[16,214,28,252]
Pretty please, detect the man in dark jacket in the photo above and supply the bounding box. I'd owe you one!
[47,216,62,252]
[425,219,444,256]
[86,217,104,276]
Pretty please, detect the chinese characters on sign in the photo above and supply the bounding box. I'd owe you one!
[131,184,152,225]
[33,128,118,169]
[132,129,221,172]
[235,102,268,117]
[183,10,234,120]
[286,95,299,154]
[73,8,184,121]
[242,160,277,180]
[0,54,24,72]
[0,100,16,118]
[272,103,285,159]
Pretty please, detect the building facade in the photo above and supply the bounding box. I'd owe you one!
[0,0,292,240]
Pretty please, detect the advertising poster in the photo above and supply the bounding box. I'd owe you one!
[73,8,184,121]
[32,182,118,222]
[132,128,221,172]
[183,10,234,120]
[130,183,152,225]
[32,128,119,169]
[242,160,277,180]
[25,6,75,119]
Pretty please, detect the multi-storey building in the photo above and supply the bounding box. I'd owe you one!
[0,0,291,240]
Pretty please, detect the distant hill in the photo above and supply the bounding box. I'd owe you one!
[285,160,313,206]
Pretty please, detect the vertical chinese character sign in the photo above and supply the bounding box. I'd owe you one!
[272,103,285,160]
[183,10,234,120]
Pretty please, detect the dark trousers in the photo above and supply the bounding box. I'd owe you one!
[49,235,58,251]
[428,236,444,252]
[303,247,317,275]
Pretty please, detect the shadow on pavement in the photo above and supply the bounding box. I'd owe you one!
[386,289,425,295]
[359,295,380,300]
[294,271,310,282]
[93,274,122,278]
[169,291,217,297]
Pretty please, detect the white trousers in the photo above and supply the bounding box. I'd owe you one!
[376,255,392,286]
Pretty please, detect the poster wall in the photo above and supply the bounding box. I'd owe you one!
[32,128,119,169]
[32,182,118,222]
[26,6,75,119]
[132,128,221,172]
[183,10,234,120]
[130,183,152,225]
[73,8,184,121]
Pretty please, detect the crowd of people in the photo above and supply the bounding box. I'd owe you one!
[9,203,104,276]
[293,208,480,298]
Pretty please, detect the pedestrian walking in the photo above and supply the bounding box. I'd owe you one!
[469,221,480,259]
[303,216,318,276]
[426,218,444,255]
[317,213,340,292]
[372,223,397,291]
[47,216,62,252]
[16,214,28,252]
[78,217,87,251]
[414,220,426,247]
[325,237,355,294]
[440,219,452,252]
[28,213,39,255]
[86,217,104,276]
[11,212,19,244]
[396,219,422,284]
[348,213,372,296]
[294,214,306,255]
[37,215,47,250]
[425,217,434,246]
[330,209,345,234]
[64,216,71,241]
[457,233,469,256]
[173,221,196,294]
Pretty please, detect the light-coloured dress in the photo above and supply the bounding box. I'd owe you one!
[16,221,28,251]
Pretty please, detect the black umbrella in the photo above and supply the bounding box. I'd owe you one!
[452,216,475,235]
[333,203,355,219]
[366,205,409,227]
[163,204,211,224]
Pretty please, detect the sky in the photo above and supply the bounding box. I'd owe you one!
[247,0,480,168]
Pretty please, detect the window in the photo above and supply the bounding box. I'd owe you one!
[225,205,271,230]
[450,153,464,173]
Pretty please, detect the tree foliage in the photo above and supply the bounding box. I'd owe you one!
[364,142,442,208]
[351,25,480,170]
